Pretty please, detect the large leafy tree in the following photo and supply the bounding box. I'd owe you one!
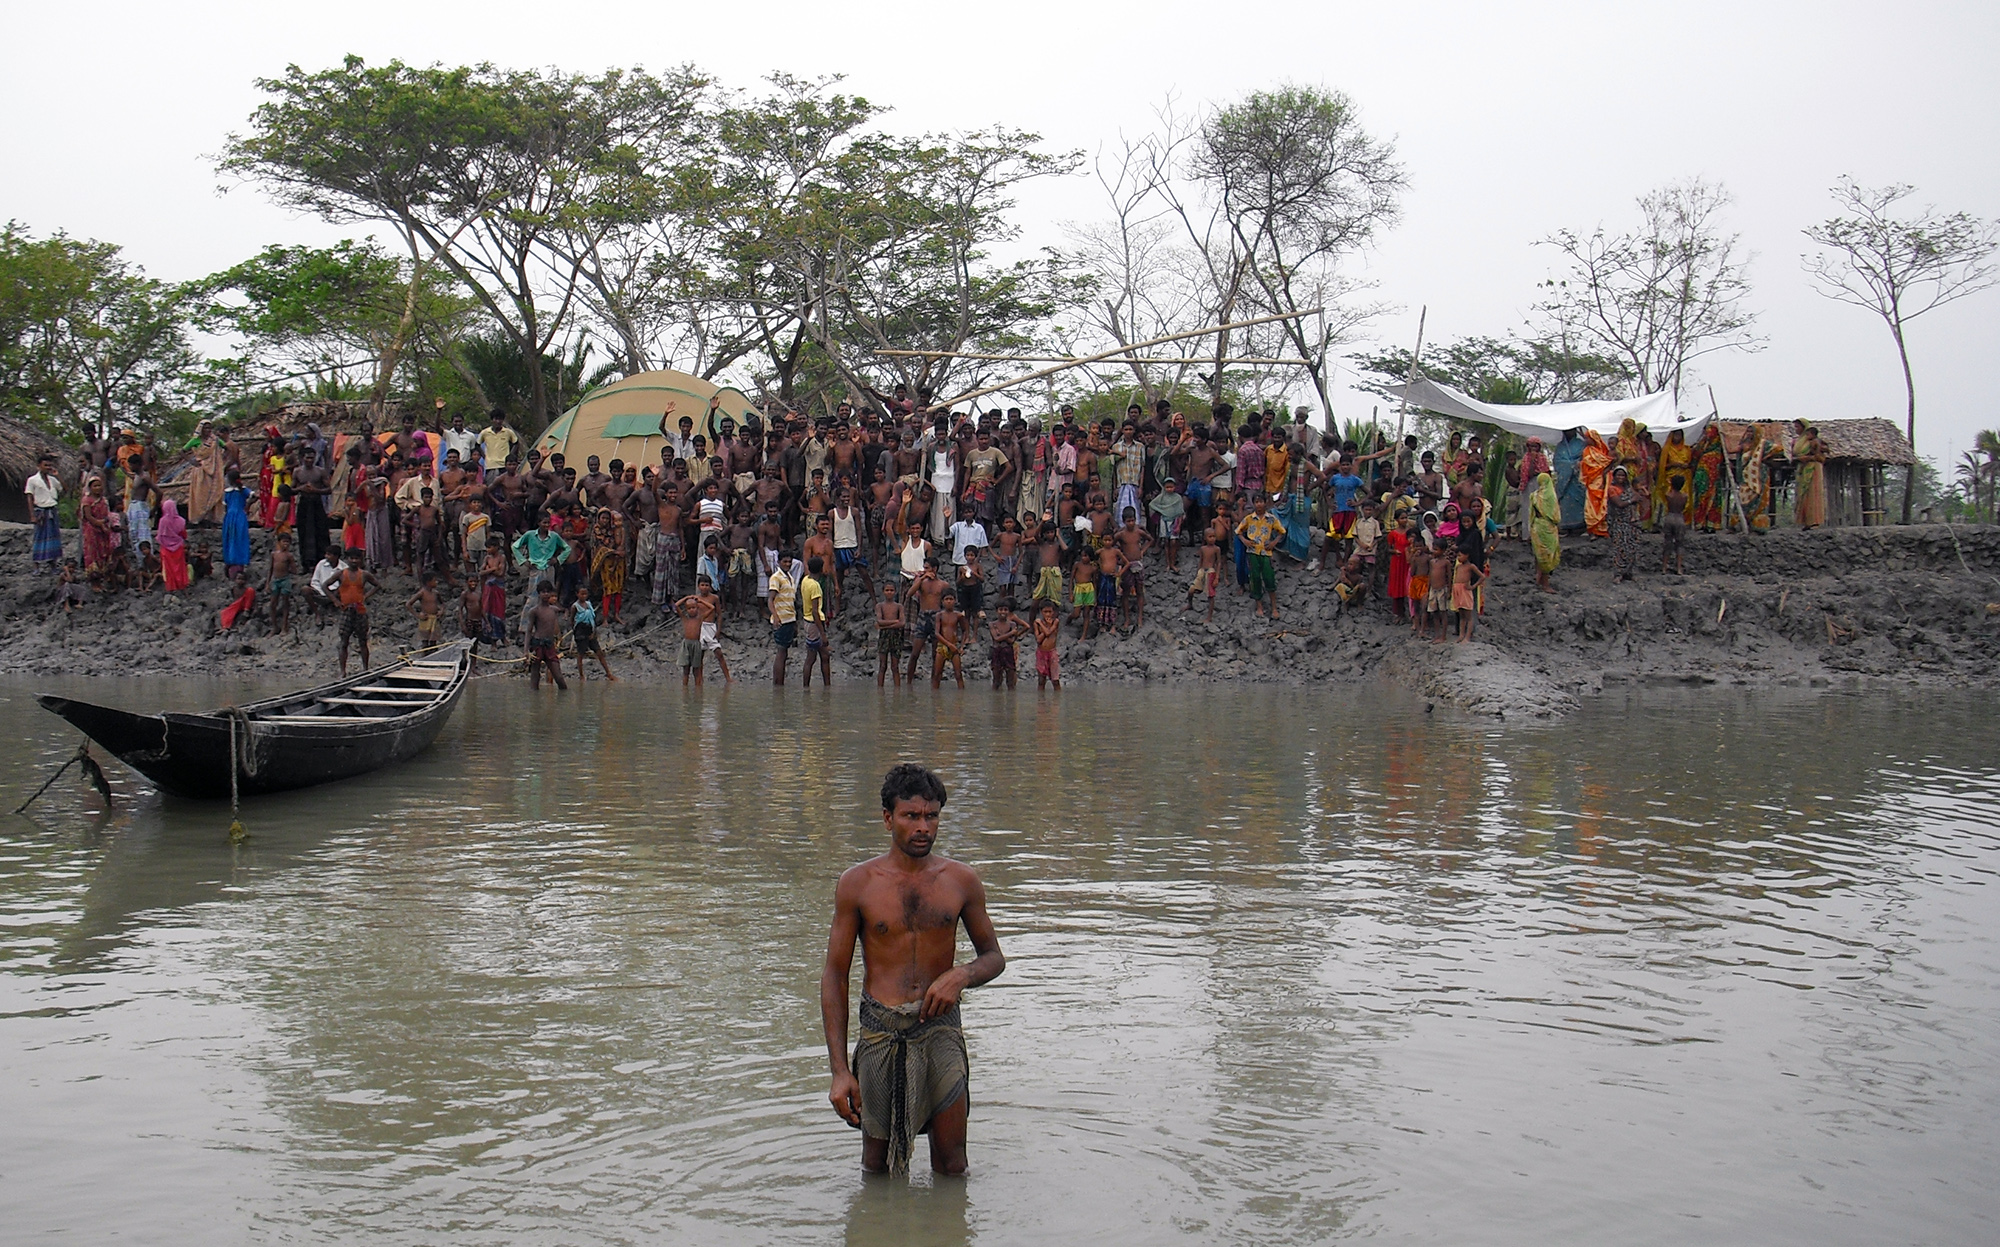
[222,56,703,427]
[0,222,202,439]
[699,75,1081,410]
[1352,334,1632,406]
[1802,179,1999,522]
[1538,178,1762,400]
[196,240,476,400]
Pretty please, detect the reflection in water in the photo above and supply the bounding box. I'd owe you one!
[1,679,1997,1244]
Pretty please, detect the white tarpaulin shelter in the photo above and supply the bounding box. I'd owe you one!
[1388,379,1708,440]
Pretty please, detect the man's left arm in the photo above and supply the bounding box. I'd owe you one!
[921,871,1005,1020]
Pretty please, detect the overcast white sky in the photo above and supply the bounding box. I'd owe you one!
[6,0,1996,464]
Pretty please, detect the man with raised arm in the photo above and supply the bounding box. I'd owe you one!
[821,765,1006,1176]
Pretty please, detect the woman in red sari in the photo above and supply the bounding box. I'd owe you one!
[1580,429,1615,537]
[81,476,116,586]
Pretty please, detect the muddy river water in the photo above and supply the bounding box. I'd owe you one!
[2,678,1996,1244]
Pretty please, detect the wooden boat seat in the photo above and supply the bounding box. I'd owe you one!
[314,697,437,709]
[385,670,456,682]
[346,686,448,696]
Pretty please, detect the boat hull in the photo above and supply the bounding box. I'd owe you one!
[35,648,469,800]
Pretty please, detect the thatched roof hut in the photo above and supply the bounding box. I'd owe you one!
[1718,417,1913,526]
[156,400,415,493]
[0,416,79,523]
[1717,417,1913,464]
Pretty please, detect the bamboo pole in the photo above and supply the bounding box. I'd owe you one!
[1708,386,1752,535]
[878,350,1311,365]
[933,310,1322,410]
[1395,306,1427,445]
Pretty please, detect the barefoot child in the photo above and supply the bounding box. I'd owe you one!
[1407,539,1430,636]
[1453,547,1483,642]
[1032,602,1062,690]
[1114,509,1152,632]
[932,592,967,689]
[1186,532,1221,621]
[676,577,732,686]
[407,571,443,650]
[572,587,616,682]
[988,602,1023,690]
[526,583,570,690]
[267,534,298,635]
[874,579,905,687]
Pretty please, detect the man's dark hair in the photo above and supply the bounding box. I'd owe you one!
[881,763,948,812]
[489,407,507,421]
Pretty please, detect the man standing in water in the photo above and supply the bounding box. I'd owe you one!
[821,765,1005,1176]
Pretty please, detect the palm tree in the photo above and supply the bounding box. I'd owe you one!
[1954,452,1984,520]
[1976,428,2000,522]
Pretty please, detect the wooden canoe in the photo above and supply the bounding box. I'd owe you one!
[36,643,473,800]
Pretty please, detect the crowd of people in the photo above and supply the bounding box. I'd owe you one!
[22,392,1838,689]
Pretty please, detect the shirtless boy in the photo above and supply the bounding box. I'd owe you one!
[1032,603,1061,689]
[525,583,570,691]
[821,765,1005,1175]
[1186,532,1221,621]
[933,592,967,689]
[676,577,732,686]
[987,602,1024,690]
[875,580,906,687]
[267,534,298,635]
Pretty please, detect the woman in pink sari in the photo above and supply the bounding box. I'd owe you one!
[157,498,190,591]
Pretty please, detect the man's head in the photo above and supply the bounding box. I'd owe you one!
[489,408,507,428]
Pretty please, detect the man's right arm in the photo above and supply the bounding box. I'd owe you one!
[821,871,864,1126]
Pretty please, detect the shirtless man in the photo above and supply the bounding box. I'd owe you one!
[821,764,1003,1176]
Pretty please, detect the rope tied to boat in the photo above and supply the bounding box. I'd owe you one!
[223,707,254,842]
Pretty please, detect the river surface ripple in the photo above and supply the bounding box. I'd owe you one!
[1,679,1996,1245]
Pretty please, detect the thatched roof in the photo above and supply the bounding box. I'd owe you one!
[1717,418,1913,465]
[0,414,78,485]
[157,399,415,488]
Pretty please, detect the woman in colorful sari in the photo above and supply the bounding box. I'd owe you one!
[1516,437,1552,541]
[1553,429,1586,531]
[1529,471,1560,593]
[1735,423,1772,532]
[1608,465,1641,579]
[1792,421,1827,529]
[1688,425,1727,530]
[157,498,189,591]
[1613,418,1644,471]
[1634,430,1659,526]
[81,476,116,587]
[1652,429,1693,525]
[1580,428,1615,537]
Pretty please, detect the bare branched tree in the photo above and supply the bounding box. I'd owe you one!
[1538,178,1762,402]
[1802,178,2000,522]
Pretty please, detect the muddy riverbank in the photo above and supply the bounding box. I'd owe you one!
[2,522,1995,716]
